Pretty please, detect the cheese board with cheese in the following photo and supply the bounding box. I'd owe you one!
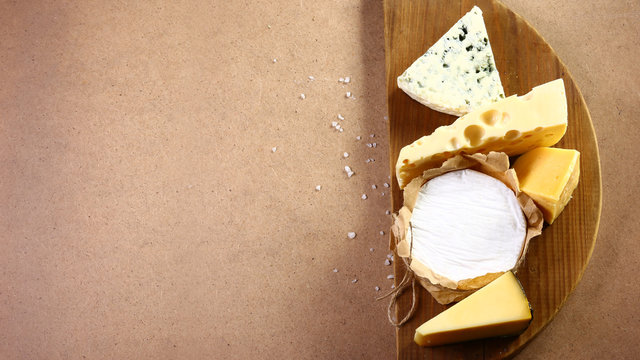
[383,0,602,358]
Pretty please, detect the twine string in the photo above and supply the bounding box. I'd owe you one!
[376,222,417,327]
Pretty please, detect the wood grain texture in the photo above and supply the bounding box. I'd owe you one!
[383,0,602,358]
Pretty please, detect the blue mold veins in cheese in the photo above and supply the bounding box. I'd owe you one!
[397,6,505,116]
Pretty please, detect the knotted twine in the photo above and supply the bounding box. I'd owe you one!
[376,222,417,327]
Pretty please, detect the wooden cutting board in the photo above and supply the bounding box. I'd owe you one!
[383,0,602,358]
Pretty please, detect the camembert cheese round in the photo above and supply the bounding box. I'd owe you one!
[407,169,526,287]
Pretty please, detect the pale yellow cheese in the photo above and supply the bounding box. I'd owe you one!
[414,271,531,347]
[396,79,567,188]
[513,147,580,224]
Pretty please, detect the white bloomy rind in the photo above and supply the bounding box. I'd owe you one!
[407,169,526,282]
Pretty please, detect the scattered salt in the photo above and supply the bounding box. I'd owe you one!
[272,58,277,63]
[337,114,345,121]
[384,259,391,266]
[339,77,345,82]
[347,232,356,239]
[366,143,372,148]
[356,136,361,140]
[343,152,349,158]
[352,279,358,284]
[344,166,354,178]
[372,142,377,148]
[300,93,306,100]
[370,134,375,138]
[315,185,322,191]
[379,231,384,235]
[333,268,338,273]
[385,210,391,215]
[371,184,377,189]
[308,75,315,81]
[391,284,396,289]
[369,248,374,252]
[271,147,277,153]
[346,91,351,98]
[387,274,395,280]
[361,194,367,200]
[344,76,351,83]
[383,183,390,188]
[375,286,380,291]
[331,121,338,127]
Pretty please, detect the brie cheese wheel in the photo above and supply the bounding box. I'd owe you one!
[407,169,526,284]
[397,6,505,116]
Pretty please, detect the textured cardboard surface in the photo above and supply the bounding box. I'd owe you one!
[0,1,638,359]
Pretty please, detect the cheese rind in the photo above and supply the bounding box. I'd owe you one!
[396,79,567,189]
[513,147,580,223]
[414,271,532,347]
[397,6,505,116]
[407,169,526,284]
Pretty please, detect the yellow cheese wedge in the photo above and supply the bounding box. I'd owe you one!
[396,79,567,188]
[414,271,531,347]
[513,147,580,224]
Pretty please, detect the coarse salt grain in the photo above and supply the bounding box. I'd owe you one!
[271,147,277,153]
[365,159,370,163]
[371,184,377,189]
[385,210,391,215]
[384,259,391,266]
[383,183,390,188]
[339,77,345,83]
[386,254,393,260]
[370,134,375,138]
[300,93,306,99]
[339,128,343,132]
[343,152,349,158]
[308,75,315,80]
[387,274,395,279]
[346,91,351,98]
[366,143,372,148]
[372,142,377,148]
[315,185,322,191]
[337,114,345,120]
[381,192,385,196]
[333,268,338,273]
[356,136,361,140]
[352,279,358,283]
[344,76,351,83]
[361,194,367,200]
[331,121,338,127]
[344,166,354,177]
[347,231,356,239]
[391,284,396,289]
[379,231,385,235]
[272,58,277,63]
[375,286,380,291]
[370,248,374,252]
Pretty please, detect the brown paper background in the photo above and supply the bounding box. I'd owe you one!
[1,1,638,359]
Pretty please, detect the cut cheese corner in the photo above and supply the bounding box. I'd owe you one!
[414,271,532,347]
[513,147,580,224]
[396,78,567,189]
[397,5,505,116]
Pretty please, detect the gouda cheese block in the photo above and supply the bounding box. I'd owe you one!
[414,271,531,347]
[396,79,567,188]
[513,147,580,224]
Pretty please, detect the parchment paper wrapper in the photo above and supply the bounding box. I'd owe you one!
[390,152,543,304]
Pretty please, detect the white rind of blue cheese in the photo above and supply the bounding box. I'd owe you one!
[397,6,505,116]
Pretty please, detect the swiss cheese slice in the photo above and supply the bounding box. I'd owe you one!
[414,271,532,347]
[407,169,526,286]
[513,147,580,224]
[396,79,567,189]
[397,6,505,116]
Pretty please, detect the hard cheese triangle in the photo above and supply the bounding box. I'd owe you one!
[397,6,505,116]
[414,271,532,347]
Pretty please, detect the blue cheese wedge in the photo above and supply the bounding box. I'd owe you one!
[397,6,505,116]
